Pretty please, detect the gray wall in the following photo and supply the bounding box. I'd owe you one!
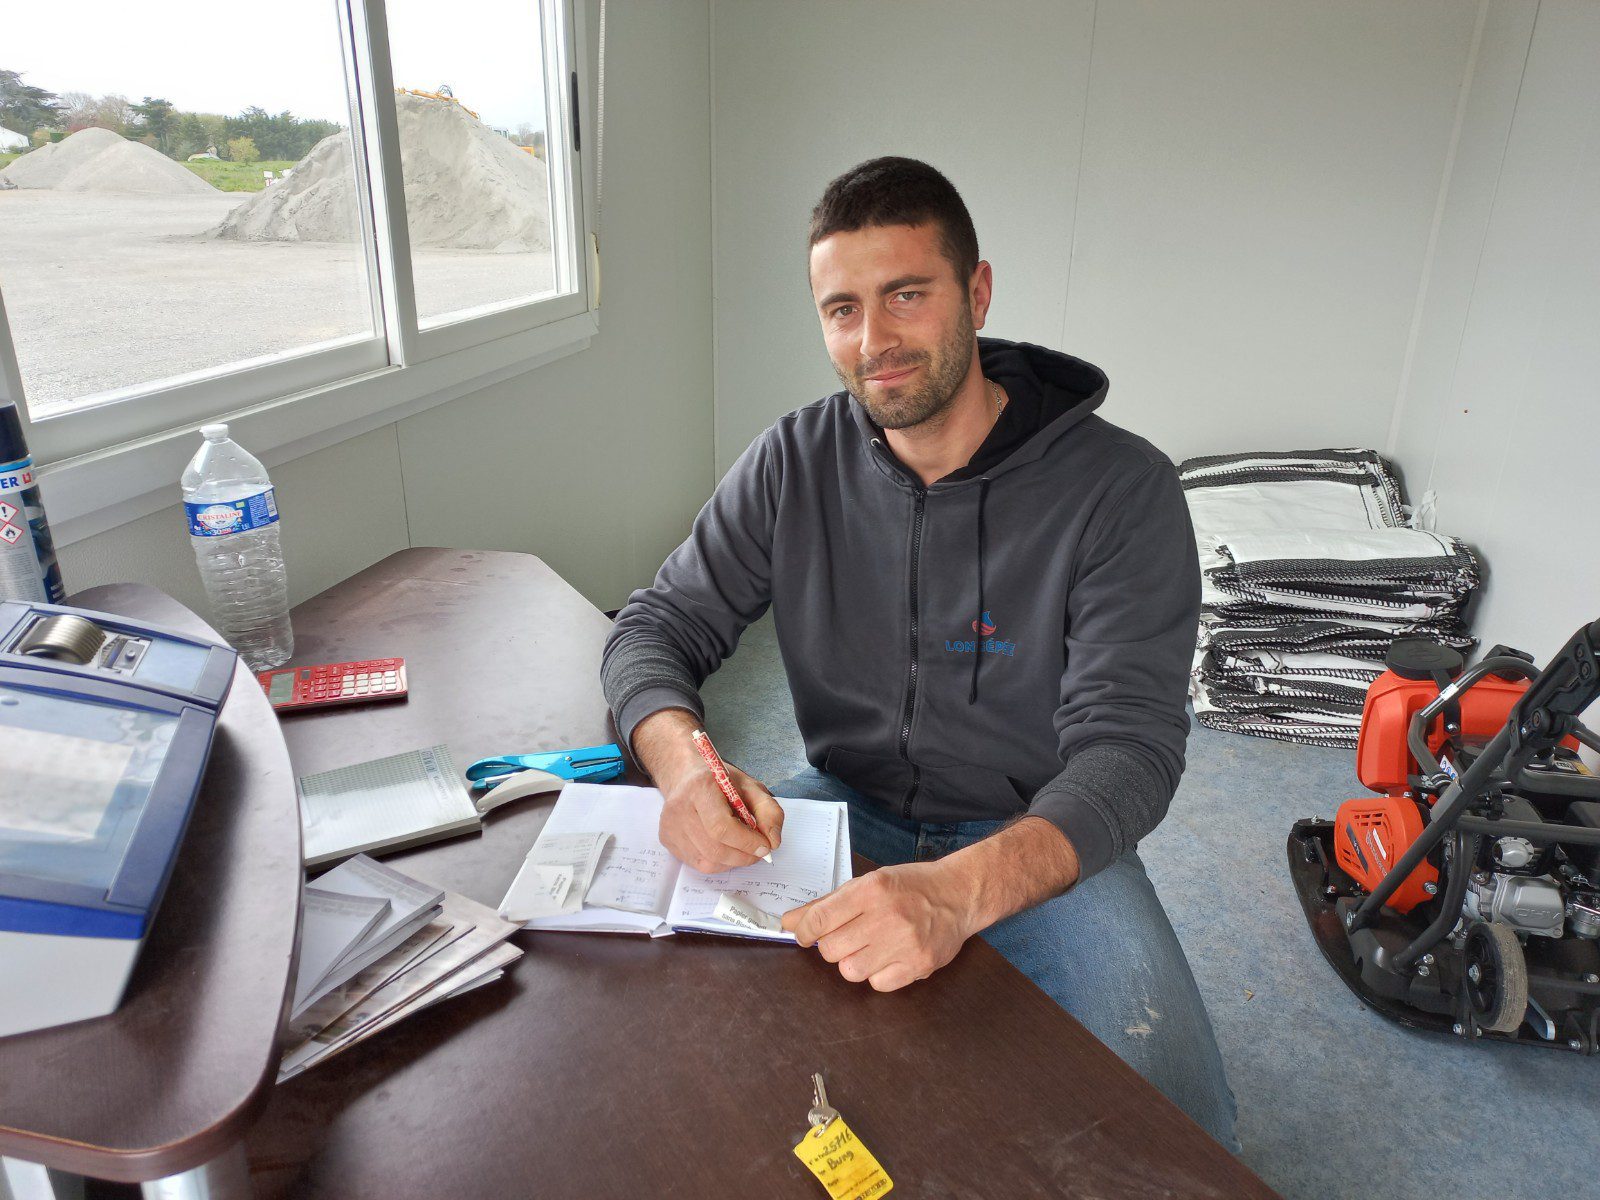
[710,0,1481,473]
[711,0,1597,660]
[56,0,714,616]
[1387,0,1600,661]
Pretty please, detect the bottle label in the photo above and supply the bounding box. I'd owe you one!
[0,454,51,604]
[0,456,35,496]
[186,487,279,537]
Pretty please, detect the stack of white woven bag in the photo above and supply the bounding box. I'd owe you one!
[1179,449,1479,747]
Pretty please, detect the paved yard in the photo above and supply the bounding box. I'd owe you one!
[0,190,556,412]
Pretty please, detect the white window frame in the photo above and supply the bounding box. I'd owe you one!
[0,0,597,544]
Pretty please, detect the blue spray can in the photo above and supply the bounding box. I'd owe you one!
[0,402,65,603]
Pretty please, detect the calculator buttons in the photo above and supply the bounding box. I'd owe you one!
[260,657,407,710]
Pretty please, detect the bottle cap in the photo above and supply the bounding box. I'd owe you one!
[0,402,27,468]
[200,423,230,442]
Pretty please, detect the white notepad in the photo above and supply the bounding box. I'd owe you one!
[291,886,389,1013]
[501,783,852,941]
[298,854,447,1010]
[297,745,482,867]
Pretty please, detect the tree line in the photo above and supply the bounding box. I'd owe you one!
[1,69,343,163]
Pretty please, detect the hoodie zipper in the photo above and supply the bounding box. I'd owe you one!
[899,487,926,817]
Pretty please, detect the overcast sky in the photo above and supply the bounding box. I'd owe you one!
[9,0,549,132]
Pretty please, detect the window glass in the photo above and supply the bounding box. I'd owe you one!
[385,0,565,327]
[0,1,376,416]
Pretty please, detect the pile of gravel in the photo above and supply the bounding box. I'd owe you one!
[213,92,551,251]
[0,127,217,195]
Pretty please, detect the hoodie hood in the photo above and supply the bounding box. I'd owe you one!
[850,337,1110,489]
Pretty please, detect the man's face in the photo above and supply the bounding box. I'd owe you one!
[809,222,985,430]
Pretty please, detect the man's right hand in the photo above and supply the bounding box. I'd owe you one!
[631,708,784,874]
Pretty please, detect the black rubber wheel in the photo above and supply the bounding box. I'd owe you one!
[1463,922,1529,1035]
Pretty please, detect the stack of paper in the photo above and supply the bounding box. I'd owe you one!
[280,855,522,1081]
[498,783,852,941]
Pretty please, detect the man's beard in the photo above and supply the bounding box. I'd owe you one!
[836,308,976,431]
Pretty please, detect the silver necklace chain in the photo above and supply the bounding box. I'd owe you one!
[988,379,1006,421]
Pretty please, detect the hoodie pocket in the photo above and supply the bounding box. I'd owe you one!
[823,748,914,808]
[914,761,1034,823]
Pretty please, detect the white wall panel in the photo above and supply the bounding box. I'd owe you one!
[1063,0,1477,460]
[58,424,409,616]
[397,0,714,608]
[1388,0,1600,661]
[711,0,1094,473]
[711,0,1480,473]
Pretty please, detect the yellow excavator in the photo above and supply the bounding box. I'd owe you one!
[392,85,540,156]
[394,84,480,120]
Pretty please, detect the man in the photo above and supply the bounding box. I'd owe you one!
[602,157,1237,1148]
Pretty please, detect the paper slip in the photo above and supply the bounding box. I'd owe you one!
[292,887,390,1013]
[499,831,611,921]
[278,947,521,1088]
[436,967,507,1002]
[376,941,522,1029]
[712,893,785,935]
[299,855,446,1005]
[586,833,679,917]
[286,920,460,1044]
[281,892,520,1076]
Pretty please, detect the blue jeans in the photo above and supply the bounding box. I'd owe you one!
[772,767,1240,1152]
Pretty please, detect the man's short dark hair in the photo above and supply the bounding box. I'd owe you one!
[808,157,980,283]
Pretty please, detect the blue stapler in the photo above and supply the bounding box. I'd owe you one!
[464,743,626,815]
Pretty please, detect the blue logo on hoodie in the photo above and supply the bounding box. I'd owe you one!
[946,612,1016,657]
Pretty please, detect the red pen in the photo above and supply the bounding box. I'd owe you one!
[691,728,773,863]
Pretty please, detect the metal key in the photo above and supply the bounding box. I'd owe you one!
[808,1072,840,1128]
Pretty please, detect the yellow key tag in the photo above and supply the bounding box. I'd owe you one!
[792,1116,893,1200]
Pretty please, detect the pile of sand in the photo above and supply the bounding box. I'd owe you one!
[213,92,550,252]
[0,127,217,195]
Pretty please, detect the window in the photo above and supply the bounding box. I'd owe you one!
[386,0,579,327]
[0,0,592,479]
[0,2,380,419]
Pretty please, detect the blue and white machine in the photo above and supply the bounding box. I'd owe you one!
[0,600,236,1038]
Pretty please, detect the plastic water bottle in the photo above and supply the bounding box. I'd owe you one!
[181,424,293,669]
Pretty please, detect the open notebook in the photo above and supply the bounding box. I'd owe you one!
[499,783,852,941]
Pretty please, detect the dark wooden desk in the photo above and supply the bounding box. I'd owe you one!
[236,548,1276,1199]
[0,586,301,1193]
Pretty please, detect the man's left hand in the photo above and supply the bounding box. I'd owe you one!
[781,861,978,992]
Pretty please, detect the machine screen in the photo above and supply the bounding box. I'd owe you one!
[1,729,131,841]
[269,671,296,703]
[0,684,177,890]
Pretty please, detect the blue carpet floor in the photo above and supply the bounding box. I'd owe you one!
[700,616,1600,1200]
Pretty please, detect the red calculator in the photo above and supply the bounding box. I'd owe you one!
[256,658,408,712]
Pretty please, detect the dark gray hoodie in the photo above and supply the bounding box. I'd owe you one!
[602,338,1200,882]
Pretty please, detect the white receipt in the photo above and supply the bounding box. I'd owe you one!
[499,831,610,921]
[711,892,785,934]
[585,836,679,916]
